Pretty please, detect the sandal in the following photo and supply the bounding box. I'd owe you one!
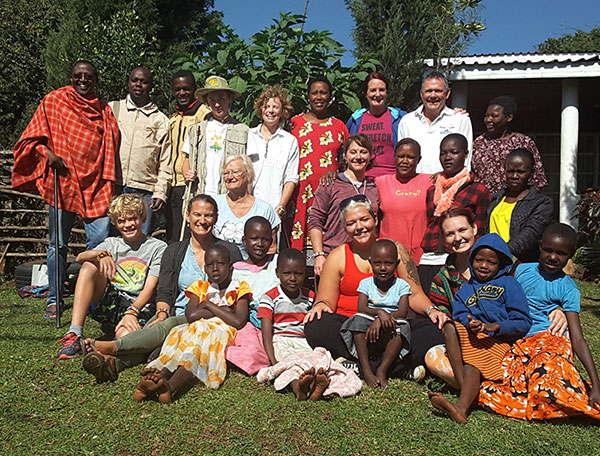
[43,304,57,321]
[82,352,118,383]
[82,338,98,356]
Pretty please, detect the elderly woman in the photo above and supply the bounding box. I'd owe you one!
[289,76,349,252]
[247,85,299,216]
[471,96,547,194]
[376,138,431,265]
[213,155,280,258]
[346,72,406,178]
[488,149,553,263]
[308,134,380,275]
[81,194,242,381]
[304,196,448,379]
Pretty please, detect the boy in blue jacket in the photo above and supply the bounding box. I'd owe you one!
[429,233,531,423]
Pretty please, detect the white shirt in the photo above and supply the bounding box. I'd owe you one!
[247,125,300,209]
[397,105,473,174]
[181,118,228,196]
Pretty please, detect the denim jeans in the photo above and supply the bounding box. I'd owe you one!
[115,186,154,235]
[47,206,110,306]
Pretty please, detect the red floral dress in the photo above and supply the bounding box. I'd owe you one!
[289,115,348,251]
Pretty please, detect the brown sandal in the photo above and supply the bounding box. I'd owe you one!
[82,352,118,383]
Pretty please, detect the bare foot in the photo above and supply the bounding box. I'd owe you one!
[428,392,467,424]
[133,368,169,402]
[375,368,389,389]
[90,339,117,356]
[310,368,330,401]
[291,367,315,401]
[363,370,381,388]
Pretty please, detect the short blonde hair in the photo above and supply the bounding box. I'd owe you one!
[223,155,255,186]
[107,193,147,224]
[254,85,293,120]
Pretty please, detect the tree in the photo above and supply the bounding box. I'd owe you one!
[176,13,378,125]
[345,0,484,110]
[0,0,59,148]
[537,27,600,53]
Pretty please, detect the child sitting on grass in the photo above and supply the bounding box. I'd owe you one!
[479,223,600,421]
[429,233,531,423]
[340,239,412,389]
[58,193,166,359]
[132,244,250,403]
[257,248,362,400]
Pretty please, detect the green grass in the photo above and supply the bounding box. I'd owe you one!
[1,282,600,455]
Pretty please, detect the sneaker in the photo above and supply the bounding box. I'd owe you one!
[404,365,426,382]
[57,332,82,360]
[340,359,361,377]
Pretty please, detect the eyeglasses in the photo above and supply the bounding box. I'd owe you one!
[339,194,370,212]
[223,170,245,178]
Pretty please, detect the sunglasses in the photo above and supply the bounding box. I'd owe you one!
[339,194,370,212]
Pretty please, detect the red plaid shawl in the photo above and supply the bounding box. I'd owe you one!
[12,86,119,218]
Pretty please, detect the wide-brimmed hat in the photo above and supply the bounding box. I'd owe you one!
[195,75,241,100]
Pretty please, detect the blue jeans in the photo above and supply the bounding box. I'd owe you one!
[47,206,110,306]
[115,186,154,235]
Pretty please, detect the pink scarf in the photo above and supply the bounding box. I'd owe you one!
[433,167,471,216]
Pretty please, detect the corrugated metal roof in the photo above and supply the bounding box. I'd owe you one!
[449,52,600,66]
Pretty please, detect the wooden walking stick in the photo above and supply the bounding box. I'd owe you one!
[53,169,62,328]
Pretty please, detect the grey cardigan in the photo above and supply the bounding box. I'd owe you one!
[487,186,554,263]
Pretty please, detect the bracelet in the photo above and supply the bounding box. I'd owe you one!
[124,305,140,318]
[157,308,169,317]
[275,205,285,215]
[96,251,112,261]
[313,300,329,308]
[313,251,326,259]
[426,305,441,316]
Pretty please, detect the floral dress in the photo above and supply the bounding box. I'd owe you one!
[147,279,251,389]
[289,115,348,251]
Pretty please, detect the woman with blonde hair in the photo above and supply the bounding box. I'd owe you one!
[247,85,299,217]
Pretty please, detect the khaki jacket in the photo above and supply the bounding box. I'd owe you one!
[169,102,210,187]
[109,97,171,201]
[187,116,248,194]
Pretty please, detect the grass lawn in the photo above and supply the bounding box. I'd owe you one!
[1,282,600,456]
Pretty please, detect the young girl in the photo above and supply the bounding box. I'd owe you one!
[340,239,411,389]
[132,244,250,403]
[429,233,531,423]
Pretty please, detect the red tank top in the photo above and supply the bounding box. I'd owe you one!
[337,243,373,317]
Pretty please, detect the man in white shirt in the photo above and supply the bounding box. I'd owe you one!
[398,72,472,174]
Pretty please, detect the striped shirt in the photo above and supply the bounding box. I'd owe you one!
[257,286,314,337]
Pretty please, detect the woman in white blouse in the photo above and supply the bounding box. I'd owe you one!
[247,86,299,218]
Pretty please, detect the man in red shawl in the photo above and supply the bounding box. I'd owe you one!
[12,61,119,321]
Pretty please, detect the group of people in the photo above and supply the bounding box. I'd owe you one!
[10,61,600,422]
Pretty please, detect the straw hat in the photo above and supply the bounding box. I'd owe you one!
[195,75,241,100]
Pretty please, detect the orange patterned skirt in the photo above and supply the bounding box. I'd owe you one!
[479,331,600,421]
[455,322,511,381]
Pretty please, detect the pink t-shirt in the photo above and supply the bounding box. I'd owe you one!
[359,110,395,178]
[376,173,431,265]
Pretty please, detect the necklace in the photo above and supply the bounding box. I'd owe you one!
[344,171,367,195]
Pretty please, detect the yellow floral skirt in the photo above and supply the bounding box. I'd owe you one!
[147,318,237,389]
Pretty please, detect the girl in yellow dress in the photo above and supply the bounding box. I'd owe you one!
[133,244,251,403]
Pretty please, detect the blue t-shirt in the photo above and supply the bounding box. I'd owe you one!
[357,276,411,313]
[213,194,280,260]
[515,262,580,338]
[173,244,208,316]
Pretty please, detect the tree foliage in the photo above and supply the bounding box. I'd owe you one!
[345,0,484,110]
[0,0,219,147]
[537,27,600,53]
[175,13,379,125]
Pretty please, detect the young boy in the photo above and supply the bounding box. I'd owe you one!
[479,223,600,420]
[341,239,412,389]
[57,194,167,359]
[133,244,251,403]
[429,233,531,423]
[258,248,314,366]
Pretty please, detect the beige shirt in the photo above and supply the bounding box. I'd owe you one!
[109,96,172,201]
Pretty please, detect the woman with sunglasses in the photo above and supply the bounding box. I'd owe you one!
[308,134,380,276]
[303,196,449,379]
